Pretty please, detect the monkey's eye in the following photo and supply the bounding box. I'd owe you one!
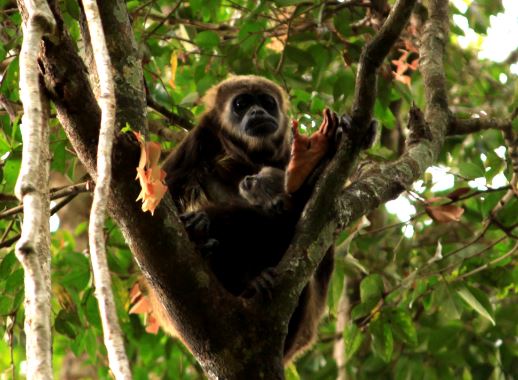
[258,94,277,113]
[233,94,253,113]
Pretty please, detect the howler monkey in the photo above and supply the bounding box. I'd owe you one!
[161,75,291,213]
[178,108,347,362]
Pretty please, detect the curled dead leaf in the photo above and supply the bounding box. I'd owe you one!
[145,314,160,334]
[134,132,168,215]
[425,204,465,223]
[129,295,152,315]
[129,281,160,335]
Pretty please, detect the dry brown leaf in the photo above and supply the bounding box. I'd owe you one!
[134,132,168,215]
[145,314,160,335]
[129,295,152,315]
[425,204,465,223]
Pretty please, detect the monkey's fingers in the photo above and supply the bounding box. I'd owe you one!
[318,108,330,136]
[180,211,210,240]
[286,145,326,193]
[199,239,219,258]
[291,122,311,156]
[291,120,300,138]
[241,268,277,300]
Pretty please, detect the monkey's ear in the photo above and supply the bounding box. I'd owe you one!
[201,85,218,111]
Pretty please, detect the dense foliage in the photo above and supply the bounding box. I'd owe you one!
[0,0,516,379]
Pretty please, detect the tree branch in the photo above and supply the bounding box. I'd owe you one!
[14,0,55,378]
[0,191,86,249]
[448,116,513,136]
[146,90,194,131]
[270,0,418,331]
[81,0,132,377]
[0,180,92,219]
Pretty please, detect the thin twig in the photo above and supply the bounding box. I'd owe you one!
[0,192,80,249]
[0,181,92,219]
[146,90,193,130]
[455,241,518,281]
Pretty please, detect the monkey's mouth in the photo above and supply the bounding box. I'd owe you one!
[245,118,278,137]
[240,176,256,192]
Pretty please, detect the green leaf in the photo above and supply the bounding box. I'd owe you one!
[85,293,102,330]
[360,274,384,302]
[284,363,301,380]
[351,298,378,320]
[121,123,133,134]
[64,0,80,20]
[427,325,461,352]
[390,309,417,346]
[6,268,23,290]
[50,140,67,173]
[194,31,220,49]
[237,22,264,54]
[55,310,78,339]
[481,191,503,218]
[328,262,345,313]
[0,252,17,278]
[374,100,396,129]
[457,285,495,325]
[344,323,364,358]
[2,157,21,193]
[57,252,91,291]
[0,295,13,315]
[285,46,316,67]
[458,162,485,179]
[370,318,393,362]
[334,9,354,36]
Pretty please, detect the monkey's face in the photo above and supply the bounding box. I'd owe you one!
[231,92,280,137]
[203,76,290,156]
[239,167,285,206]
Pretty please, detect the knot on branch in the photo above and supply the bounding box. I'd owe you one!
[31,12,56,36]
[407,105,432,145]
[15,182,38,200]
[16,240,36,257]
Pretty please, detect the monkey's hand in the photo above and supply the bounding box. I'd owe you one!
[180,211,220,256]
[286,108,342,193]
[180,211,211,242]
[241,267,278,300]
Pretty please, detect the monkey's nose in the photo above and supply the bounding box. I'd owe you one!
[250,106,266,116]
[242,176,255,190]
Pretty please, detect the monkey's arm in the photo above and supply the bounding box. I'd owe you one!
[161,124,221,211]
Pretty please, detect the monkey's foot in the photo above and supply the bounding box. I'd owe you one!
[180,211,210,241]
[286,108,342,193]
[241,267,278,300]
[199,238,219,257]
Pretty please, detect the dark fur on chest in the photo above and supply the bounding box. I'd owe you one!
[162,112,289,212]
